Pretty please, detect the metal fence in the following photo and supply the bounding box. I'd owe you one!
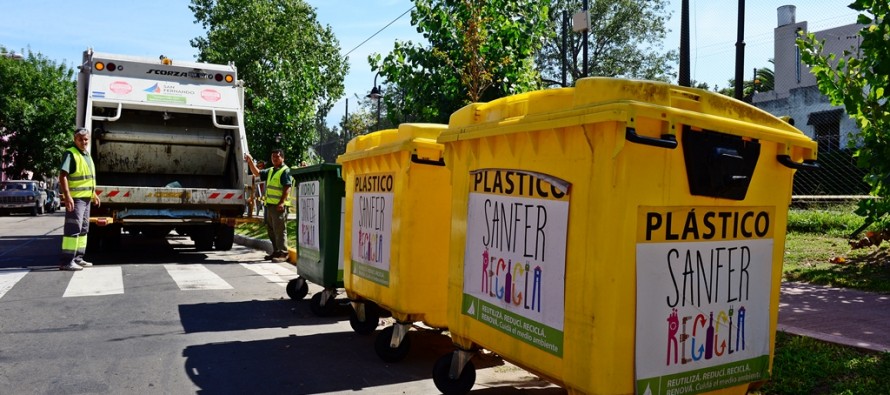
[791,148,871,200]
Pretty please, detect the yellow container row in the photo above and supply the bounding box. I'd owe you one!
[335,78,817,395]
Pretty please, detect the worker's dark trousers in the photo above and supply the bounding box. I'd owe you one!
[265,204,288,257]
[60,198,90,266]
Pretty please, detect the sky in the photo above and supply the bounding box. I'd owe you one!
[0,0,861,129]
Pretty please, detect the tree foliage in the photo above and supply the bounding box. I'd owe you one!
[717,63,775,99]
[370,0,551,124]
[189,0,348,163]
[0,47,76,181]
[797,0,889,227]
[311,94,382,163]
[537,0,677,87]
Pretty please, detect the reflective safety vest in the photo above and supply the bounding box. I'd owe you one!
[67,147,96,198]
[264,165,288,205]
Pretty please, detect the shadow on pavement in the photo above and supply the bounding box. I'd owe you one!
[182,317,568,394]
[182,330,435,394]
[178,298,350,333]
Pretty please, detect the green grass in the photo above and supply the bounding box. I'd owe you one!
[786,203,867,238]
[761,332,890,395]
[784,203,890,294]
[235,218,297,248]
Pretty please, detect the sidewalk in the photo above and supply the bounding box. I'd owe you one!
[778,281,890,352]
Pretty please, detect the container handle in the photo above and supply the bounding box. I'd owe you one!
[625,127,678,149]
[777,155,820,170]
[411,154,445,166]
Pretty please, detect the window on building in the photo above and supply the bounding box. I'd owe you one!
[807,109,842,151]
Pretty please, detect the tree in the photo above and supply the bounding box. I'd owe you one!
[370,0,551,124]
[537,0,677,87]
[0,47,76,181]
[797,0,889,230]
[190,0,348,163]
[717,64,775,99]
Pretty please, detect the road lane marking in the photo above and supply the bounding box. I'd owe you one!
[63,266,124,297]
[164,264,233,290]
[239,263,297,286]
[0,269,29,299]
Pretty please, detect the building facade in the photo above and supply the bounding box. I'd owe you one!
[752,5,863,152]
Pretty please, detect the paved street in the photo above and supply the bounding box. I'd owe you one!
[0,213,562,394]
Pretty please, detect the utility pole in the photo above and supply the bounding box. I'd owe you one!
[734,0,746,100]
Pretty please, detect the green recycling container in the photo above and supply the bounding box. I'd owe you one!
[287,163,346,315]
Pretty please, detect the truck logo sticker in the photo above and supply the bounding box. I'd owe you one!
[201,89,221,102]
[635,206,773,395]
[109,81,132,95]
[145,84,161,93]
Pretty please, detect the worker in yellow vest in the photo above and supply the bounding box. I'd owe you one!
[58,127,100,271]
[245,149,292,263]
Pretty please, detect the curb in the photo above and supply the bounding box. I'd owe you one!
[234,234,297,264]
[778,324,890,353]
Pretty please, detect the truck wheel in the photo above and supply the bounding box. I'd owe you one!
[192,226,214,251]
[86,228,105,253]
[214,225,235,251]
[87,225,121,253]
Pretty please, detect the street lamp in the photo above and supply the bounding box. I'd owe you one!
[366,72,382,131]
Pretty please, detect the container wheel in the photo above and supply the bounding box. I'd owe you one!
[286,277,308,300]
[374,325,411,363]
[349,302,379,335]
[432,352,476,395]
[309,292,336,316]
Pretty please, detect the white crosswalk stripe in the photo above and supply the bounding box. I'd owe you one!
[0,263,296,300]
[164,264,234,291]
[0,269,29,299]
[239,263,297,287]
[63,266,125,297]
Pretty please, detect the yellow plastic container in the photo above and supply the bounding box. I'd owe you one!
[433,78,817,395]
[337,123,452,361]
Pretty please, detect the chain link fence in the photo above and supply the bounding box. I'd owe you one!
[792,149,870,201]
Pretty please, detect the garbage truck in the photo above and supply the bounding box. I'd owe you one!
[75,49,256,251]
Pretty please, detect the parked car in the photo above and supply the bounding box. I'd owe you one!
[45,190,61,213]
[0,180,48,216]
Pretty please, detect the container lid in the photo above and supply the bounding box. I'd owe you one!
[337,123,448,163]
[290,163,341,177]
[439,78,817,160]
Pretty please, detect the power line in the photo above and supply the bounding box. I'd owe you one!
[343,7,415,58]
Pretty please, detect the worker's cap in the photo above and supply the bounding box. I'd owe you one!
[74,127,90,136]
